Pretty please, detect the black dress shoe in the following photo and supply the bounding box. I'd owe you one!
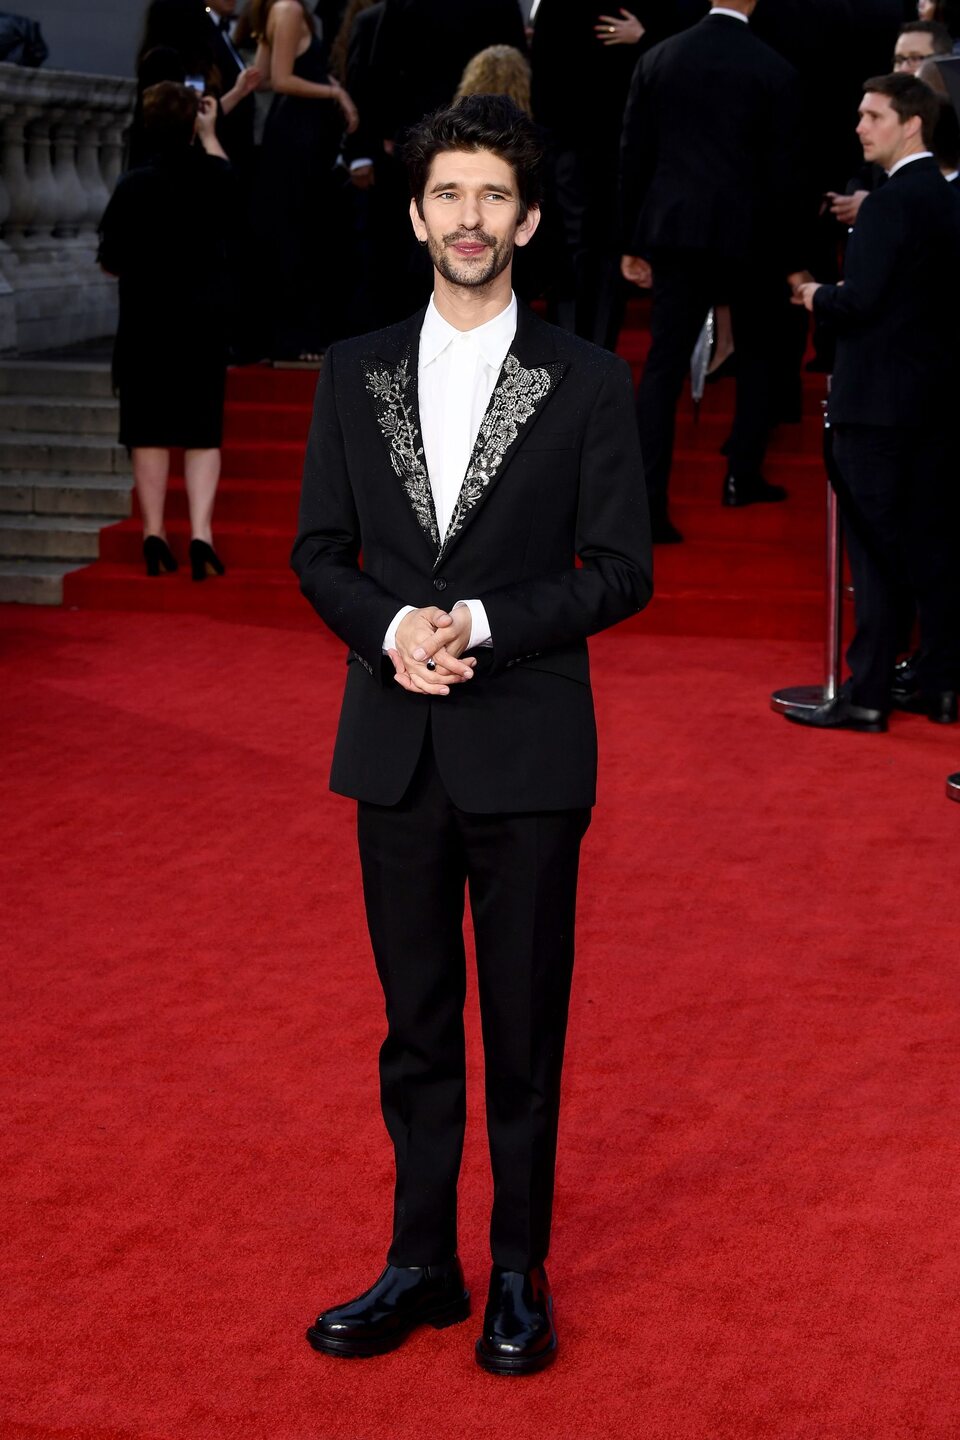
[893,689,958,724]
[306,1260,469,1358]
[891,652,921,704]
[721,473,788,507]
[475,1265,557,1376]
[783,693,887,733]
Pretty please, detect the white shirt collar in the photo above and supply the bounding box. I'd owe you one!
[887,150,933,177]
[420,292,518,370]
[944,169,959,182]
[709,7,749,22]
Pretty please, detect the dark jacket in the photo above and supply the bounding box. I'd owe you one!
[620,13,801,265]
[816,156,960,428]
[291,304,652,812]
[368,0,527,140]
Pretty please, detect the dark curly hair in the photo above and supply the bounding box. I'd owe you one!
[402,94,544,223]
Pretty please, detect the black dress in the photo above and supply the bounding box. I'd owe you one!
[256,35,344,358]
[98,147,236,450]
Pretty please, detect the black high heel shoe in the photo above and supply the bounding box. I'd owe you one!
[143,535,178,576]
[189,538,226,582]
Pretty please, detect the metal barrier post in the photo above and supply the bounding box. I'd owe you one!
[947,773,960,802]
[770,399,844,715]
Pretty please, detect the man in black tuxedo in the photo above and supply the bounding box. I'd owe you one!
[292,95,651,1373]
[786,73,960,732]
[620,0,803,543]
[369,0,527,143]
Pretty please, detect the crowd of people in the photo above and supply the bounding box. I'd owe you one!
[97,0,960,731]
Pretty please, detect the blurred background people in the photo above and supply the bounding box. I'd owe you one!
[251,0,358,362]
[620,0,803,543]
[99,84,237,580]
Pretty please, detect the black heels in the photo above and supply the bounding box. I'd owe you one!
[189,538,226,582]
[143,535,178,576]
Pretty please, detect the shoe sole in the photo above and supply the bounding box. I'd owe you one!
[305,1293,470,1358]
[475,1337,558,1376]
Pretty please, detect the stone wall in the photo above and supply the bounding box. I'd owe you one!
[0,63,134,353]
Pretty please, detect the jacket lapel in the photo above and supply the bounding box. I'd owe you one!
[435,307,567,568]
[362,310,441,552]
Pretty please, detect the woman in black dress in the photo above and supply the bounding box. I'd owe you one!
[251,0,358,362]
[99,83,236,579]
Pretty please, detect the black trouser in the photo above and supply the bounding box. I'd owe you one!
[831,422,959,709]
[551,146,626,352]
[636,252,784,519]
[356,733,590,1273]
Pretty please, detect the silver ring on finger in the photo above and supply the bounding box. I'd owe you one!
[425,657,437,671]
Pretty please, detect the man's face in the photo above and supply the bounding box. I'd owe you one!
[893,30,937,73]
[410,149,539,291]
[857,91,921,169]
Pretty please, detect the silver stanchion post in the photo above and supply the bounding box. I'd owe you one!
[947,773,960,802]
[770,397,844,714]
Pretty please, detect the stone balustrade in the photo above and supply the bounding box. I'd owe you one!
[0,63,134,353]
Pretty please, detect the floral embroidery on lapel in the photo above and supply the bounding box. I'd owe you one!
[363,352,440,549]
[437,354,562,564]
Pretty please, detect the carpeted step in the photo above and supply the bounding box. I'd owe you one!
[226,365,319,405]
[98,517,294,569]
[222,401,312,444]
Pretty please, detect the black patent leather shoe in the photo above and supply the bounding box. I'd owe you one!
[891,688,958,725]
[721,473,788,507]
[306,1259,469,1358]
[475,1265,557,1376]
[783,693,887,733]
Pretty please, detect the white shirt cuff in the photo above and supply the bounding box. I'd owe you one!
[454,599,492,649]
[349,157,374,171]
[383,605,415,653]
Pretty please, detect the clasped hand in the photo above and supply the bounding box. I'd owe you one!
[389,606,476,697]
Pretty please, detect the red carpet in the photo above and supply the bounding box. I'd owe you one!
[4,608,960,1440]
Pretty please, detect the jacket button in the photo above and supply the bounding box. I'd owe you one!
[433,577,447,591]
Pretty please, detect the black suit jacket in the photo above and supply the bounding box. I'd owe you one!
[369,0,527,140]
[291,305,652,812]
[815,157,960,428]
[620,14,801,266]
[342,1,385,166]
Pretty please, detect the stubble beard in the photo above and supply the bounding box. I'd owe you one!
[427,229,514,290]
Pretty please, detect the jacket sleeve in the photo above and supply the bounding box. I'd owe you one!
[479,356,653,673]
[813,189,906,329]
[290,347,406,678]
[619,55,656,254]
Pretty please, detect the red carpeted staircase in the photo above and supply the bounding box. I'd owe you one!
[62,325,831,639]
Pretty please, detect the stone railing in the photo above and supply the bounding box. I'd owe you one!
[0,63,135,353]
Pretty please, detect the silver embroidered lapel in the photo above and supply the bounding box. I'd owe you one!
[438,354,559,561]
[364,353,440,549]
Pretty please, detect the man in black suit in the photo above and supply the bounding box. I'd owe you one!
[620,0,803,543]
[786,73,960,732]
[292,95,652,1373]
[369,0,527,143]
[204,0,257,174]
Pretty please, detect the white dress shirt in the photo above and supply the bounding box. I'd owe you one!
[383,293,518,655]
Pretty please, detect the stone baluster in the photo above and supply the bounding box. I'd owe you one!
[51,114,89,238]
[0,106,38,246]
[76,114,110,237]
[23,109,60,245]
[98,116,127,195]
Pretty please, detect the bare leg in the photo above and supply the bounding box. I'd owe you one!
[707,304,735,374]
[183,448,220,544]
[133,447,170,538]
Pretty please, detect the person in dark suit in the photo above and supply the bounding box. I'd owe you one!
[292,94,652,1374]
[368,0,527,142]
[786,72,960,732]
[620,0,803,543]
[530,0,640,349]
[204,0,260,173]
